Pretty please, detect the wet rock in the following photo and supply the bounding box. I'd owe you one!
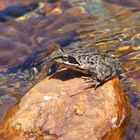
[0,69,130,140]
[0,0,39,10]
[102,0,140,8]
[42,1,72,16]
[0,3,39,22]
[66,7,87,16]
[43,4,63,16]
[125,108,140,140]
[0,95,18,121]
[0,36,32,68]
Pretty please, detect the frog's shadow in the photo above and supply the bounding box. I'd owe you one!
[48,69,88,81]
[48,68,114,90]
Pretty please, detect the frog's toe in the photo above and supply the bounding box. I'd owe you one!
[94,81,100,89]
[82,77,99,90]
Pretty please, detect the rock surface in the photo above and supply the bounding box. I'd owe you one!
[0,69,130,140]
[103,0,140,8]
[0,95,18,121]
[125,108,140,140]
[0,0,39,10]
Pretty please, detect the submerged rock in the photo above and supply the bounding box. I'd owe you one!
[0,69,130,140]
[125,108,140,140]
[0,0,39,10]
[102,0,140,8]
[0,95,18,121]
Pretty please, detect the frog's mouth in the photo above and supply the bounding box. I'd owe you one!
[53,57,91,75]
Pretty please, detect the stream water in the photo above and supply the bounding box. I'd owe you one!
[0,0,140,139]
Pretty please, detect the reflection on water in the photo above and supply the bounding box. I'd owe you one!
[0,0,140,139]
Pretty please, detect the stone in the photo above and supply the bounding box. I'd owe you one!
[125,108,140,140]
[102,0,140,8]
[0,69,130,140]
[0,0,39,10]
[0,95,18,121]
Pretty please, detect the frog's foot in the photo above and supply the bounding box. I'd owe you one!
[94,81,101,89]
[87,80,100,89]
[82,76,100,89]
[41,65,48,77]
[91,75,101,90]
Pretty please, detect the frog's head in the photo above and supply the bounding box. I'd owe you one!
[96,54,118,82]
[52,48,80,66]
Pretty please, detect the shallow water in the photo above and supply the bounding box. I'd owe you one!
[0,0,140,139]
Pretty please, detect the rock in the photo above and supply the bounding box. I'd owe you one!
[102,0,140,8]
[66,7,87,16]
[0,0,39,10]
[0,36,32,68]
[125,108,140,140]
[0,95,18,121]
[0,69,130,140]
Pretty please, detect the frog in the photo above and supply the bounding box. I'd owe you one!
[49,47,119,88]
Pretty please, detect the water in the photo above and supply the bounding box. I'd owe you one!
[0,0,140,139]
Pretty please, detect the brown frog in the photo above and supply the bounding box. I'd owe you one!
[49,47,119,87]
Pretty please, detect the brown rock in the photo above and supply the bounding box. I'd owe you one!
[0,36,32,68]
[66,7,87,16]
[0,69,130,140]
[0,0,39,10]
[102,0,140,8]
[125,108,140,140]
[0,95,18,121]
[43,4,63,16]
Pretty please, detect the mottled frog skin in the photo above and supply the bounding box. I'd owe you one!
[50,47,119,87]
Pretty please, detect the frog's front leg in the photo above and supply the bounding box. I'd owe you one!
[40,57,57,76]
[91,74,101,89]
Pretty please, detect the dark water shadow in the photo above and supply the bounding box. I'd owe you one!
[0,3,39,22]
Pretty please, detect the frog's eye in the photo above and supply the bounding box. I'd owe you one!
[68,56,79,64]
[62,55,68,61]
[112,56,116,60]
